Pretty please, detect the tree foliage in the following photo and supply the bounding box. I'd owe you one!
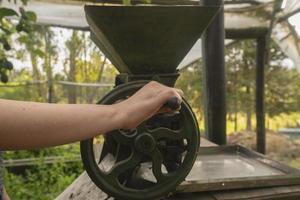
[176,39,300,131]
[0,4,37,83]
[224,40,300,129]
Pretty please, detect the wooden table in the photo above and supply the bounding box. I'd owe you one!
[56,138,300,200]
[171,185,300,200]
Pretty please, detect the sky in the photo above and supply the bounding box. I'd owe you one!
[289,13,300,36]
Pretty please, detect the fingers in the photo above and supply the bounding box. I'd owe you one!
[143,81,184,113]
[145,81,184,98]
[175,88,184,97]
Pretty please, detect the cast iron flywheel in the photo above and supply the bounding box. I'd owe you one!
[80,81,200,200]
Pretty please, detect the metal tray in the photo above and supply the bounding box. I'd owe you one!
[177,145,300,193]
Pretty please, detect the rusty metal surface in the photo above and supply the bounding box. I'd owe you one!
[177,145,300,193]
[85,5,219,74]
[187,153,283,181]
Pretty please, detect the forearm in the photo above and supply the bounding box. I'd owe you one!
[0,99,121,150]
[2,187,10,200]
[0,82,183,150]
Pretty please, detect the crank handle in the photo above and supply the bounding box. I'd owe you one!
[163,96,181,111]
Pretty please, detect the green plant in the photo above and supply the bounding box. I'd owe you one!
[4,144,83,200]
[0,3,37,83]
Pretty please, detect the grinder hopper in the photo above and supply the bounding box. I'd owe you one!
[85,5,219,80]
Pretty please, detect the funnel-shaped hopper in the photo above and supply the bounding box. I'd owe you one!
[85,5,219,74]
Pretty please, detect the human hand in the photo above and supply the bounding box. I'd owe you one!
[114,81,183,130]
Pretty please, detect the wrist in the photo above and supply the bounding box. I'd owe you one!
[110,104,126,130]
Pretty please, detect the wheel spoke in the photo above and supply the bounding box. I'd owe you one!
[150,148,166,183]
[108,151,142,178]
[151,127,183,140]
[112,130,134,146]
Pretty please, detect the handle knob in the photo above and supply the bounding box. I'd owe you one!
[164,96,181,111]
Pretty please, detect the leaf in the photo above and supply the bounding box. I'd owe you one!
[16,23,24,32]
[3,41,11,51]
[24,11,37,22]
[0,26,12,35]
[18,35,28,43]
[21,0,29,5]
[3,60,13,70]
[33,49,44,57]
[0,38,11,51]
[0,72,8,83]
[0,8,18,21]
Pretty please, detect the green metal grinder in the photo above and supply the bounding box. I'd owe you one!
[80,4,219,200]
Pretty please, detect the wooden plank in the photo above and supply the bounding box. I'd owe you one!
[169,192,216,200]
[202,0,227,146]
[211,186,300,200]
[225,27,269,39]
[55,171,109,200]
[256,36,267,154]
[170,186,300,200]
